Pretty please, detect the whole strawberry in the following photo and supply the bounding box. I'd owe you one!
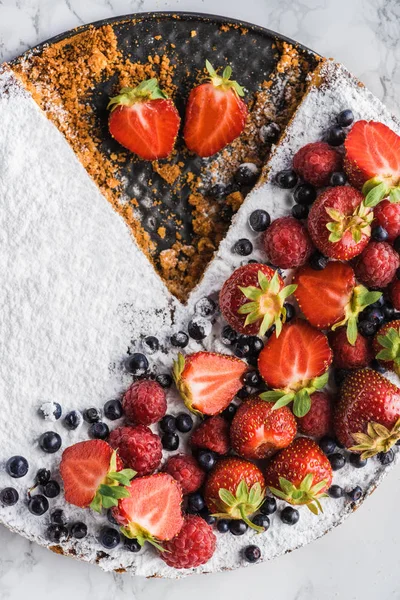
[307,186,373,260]
[123,379,167,425]
[230,397,297,459]
[262,216,313,269]
[390,279,400,311]
[219,264,297,337]
[190,415,229,455]
[265,437,332,514]
[354,241,399,289]
[373,320,400,375]
[330,327,373,369]
[163,454,205,495]
[334,368,400,456]
[293,141,342,187]
[160,515,216,569]
[374,200,400,242]
[108,79,180,160]
[108,425,162,475]
[296,391,332,439]
[204,457,266,531]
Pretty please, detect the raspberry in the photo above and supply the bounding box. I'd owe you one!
[293,142,342,187]
[354,242,399,289]
[190,415,230,455]
[296,391,332,438]
[374,200,400,243]
[262,216,313,269]
[330,327,373,369]
[108,425,162,476]
[123,380,167,425]
[161,515,216,569]
[390,279,400,311]
[163,454,205,495]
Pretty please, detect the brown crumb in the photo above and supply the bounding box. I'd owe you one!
[190,30,197,37]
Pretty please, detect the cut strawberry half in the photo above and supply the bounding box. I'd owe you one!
[344,120,400,206]
[60,440,135,512]
[112,473,183,550]
[293,262,382,345]
[183,60,248,157]
[108,79,180,160]
[258,319,332,418]
[173,352,247,416]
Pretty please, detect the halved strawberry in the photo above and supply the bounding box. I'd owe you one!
[344,120,400,206]
[173,352,247,416]
[108,79,180,160]
[293,262,382,345]
[258,319,332,418]
[183,61,248,157]
[112,473,183,550]
[60,440,135,512]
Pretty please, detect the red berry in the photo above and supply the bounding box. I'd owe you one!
[330,327,373,369]
[293,142,342,187]
[161,515,216,569]
[296,391,332,438]
[372,320,400,375]
[123,380,167,426]
[390,279,400,311]
[190,415,230,455]
[354,241,399,289]
[262,216,313,269]
[163,454,205,495]
[374,200,400,242]
[108,425,162,476]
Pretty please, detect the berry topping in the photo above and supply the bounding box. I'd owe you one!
[156,374,173,388]
[319,436,337,455]
[330,327,373,369]
[0,487,19,506]
[328,453,346,471]
[99,526,120,549]
[249,209,271,232]
[6,456,29,478]
[337,109,354,127]
[89,422,110,440]
[175,412,193,433]
[275,169,298,189]
[197,450,217,472]
[161,515,216,569]
[47,524,68,543]
[142,336,159,355]
[259,122,280,143]
[38,402,62,421]
[262,216,313,269]
[63,410,82,430]
[108,425,162,476]
[103,399,123,421]
[70,522,88,539]
[233,238,253,256]
[280,506,300,525]
[347,486,363,502]
[374,199,400,242]
[171,331,189,348]
[371,225,389,241]
[292,203,309,220]
[296,391,332,439]
[190,415,230,455]
[188,315,212,340]
[244,545,261,563]
[42,480,61,498]
[327,125,346,147]
[293,142,342,187]
[194,296,217,318]
[355,241,399,289]
[259,496,277,515]
[163,454,205,495]
[330,172,347,186]
[294,183,317,206]
[83,407,102,423]
[28,494,49,516]
[328,485,344,498]
[39,431,62,454]
[161,432,180,451]
[235,162,260,186]
[159,414,177,434]
[125,353,149,376]
[51,508,66,525]
[123,380,167,426]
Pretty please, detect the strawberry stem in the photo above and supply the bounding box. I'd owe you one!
[350,418,400,458]
[204,60,245,97]
[107,79,168,111]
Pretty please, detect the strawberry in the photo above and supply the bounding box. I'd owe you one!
[293,262,382,345]
[230,397,297,459]
[219,264,297,337]
[108,79,180,160]
[265,437,332,514]
[307,186,373,260]
[374,199,400,242]
[330,327,373,369]
[293,142,342,187]
[183,61,248,157]
[173,352,247,416]
[60,440,135,512]
[344,121,400,206]
[112,473,183,549]
[296,391,332,438]
[190,415,230,455]
[373,320,400,375]
[204,457,266,531]
[258,319,332,418]
[334,368,400,456]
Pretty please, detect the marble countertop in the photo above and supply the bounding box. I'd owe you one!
[0,0,399,599]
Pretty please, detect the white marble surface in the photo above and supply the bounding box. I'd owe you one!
[0,0,399,598]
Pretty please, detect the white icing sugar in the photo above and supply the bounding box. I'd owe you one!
[0,60,399,579]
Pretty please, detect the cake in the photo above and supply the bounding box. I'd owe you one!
[0,19,400,579]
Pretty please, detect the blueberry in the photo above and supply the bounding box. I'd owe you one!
[209,183,231,199]
[125,353,149,376]
[28,494,49,516]
[275,169,298,189]
[188,316,211,341]
[188,493,205,512]
[378,449,395,465]
[99,527,120,549]
[229,519,248,535]
[347,486,362,502]
[236,386,253,399]
[259,122,280,144]
[371,296,385,308]
[51,508,66,525]
[337,109,354,127]
[235,335,251,358]
[162,433,179,451]
[47,524,68,543]
[327,125,346,146]
[309,251,328,271]
[222,403,237,421]
[233,238,253,256]
[221,325,238,346]
[284,303,295,322]
[39,432,62,454]
[6,456,29,478]
[363,307,385,325]
[199,508,216,525]
[383,304,395,322]
[328,485,344,498]
[280,506,299,525]
[349,453,368,468]
[394,236,400,253]
[329,452,346,471]
[195,296,217,318]
[371,359,386,374]
[38,402,62,421]
[89,422,110,440]
[244,544,261,563]
[249,209,271,232]
[330,172,347,186]
[43,480,60,498]
[334,369,349,386]
[160,415,177,434]
[156,374,173,388]
[197,450,217,471]
[217,519,230,533]
[235,163,260,187]
[294,183,317,205]
[259,496,277,515]
[175,413,193,433]
[319,436,337,455]
[142,336,159,355]
[243,370,263,388]
[171,331,189,348]
[63,410,82,430]
[251,514,270,530]
[104,399,123,421]
[0,487,19,506]
[83,407,102,424]
[372,226,388,242]
[358,320,378,337]
[70,522,88,539]
[292,203,309,220]
[247,336,264,356]
[124,537,141,552]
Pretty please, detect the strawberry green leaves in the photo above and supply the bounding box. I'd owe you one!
[120,522,166,552]
[350,418,400,459]
[376,327,400,372]
[108,79,168,112]
[205,59,245,98]
[260,371,329,418]
[269,474,329,515]
[362,177,400,208]
[325,203,373,244]
[212,481,266,532]
[332,285,382,345]
[89,451,136,513]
